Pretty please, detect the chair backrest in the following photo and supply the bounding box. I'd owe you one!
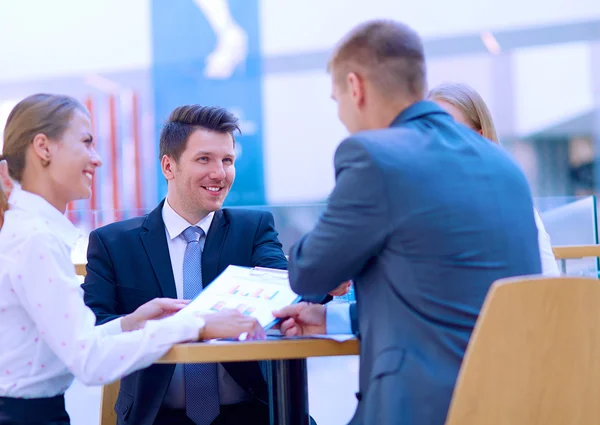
[445,276,600,425]
[99,380,120,425]
[75,263,87,277]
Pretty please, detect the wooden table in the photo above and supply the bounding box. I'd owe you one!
[157,337,359,425]
[552,245,600,275]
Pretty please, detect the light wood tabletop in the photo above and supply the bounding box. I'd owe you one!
[552,244,600,259]
[156,337,360,363]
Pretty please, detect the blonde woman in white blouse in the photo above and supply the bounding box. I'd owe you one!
[0,94,264,425]
[428,83,560,276]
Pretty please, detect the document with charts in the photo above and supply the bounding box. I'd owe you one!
[186,265,301,330]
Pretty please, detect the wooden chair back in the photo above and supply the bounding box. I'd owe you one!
[446,276,600,425]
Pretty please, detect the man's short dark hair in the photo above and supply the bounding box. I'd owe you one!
[159,105,240,162]
[328,20,426,100]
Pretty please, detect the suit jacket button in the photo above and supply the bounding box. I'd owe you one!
[355,392,362,401]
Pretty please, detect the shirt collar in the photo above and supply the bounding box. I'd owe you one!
[8,187,81,248]
[162,198,214,241]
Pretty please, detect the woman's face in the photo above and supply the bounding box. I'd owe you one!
[46,110,102,204]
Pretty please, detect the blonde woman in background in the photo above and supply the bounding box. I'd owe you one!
[428,83,560,276]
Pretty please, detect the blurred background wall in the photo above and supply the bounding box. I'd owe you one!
[1,0,599,211]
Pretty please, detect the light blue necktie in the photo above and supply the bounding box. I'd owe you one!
[182,226,220,425]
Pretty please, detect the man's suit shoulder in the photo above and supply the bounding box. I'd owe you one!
[91,215,147,242]
[344,126,420,146]
[336,127,421,158]
[221,208,274,226]
[333,128,420,174]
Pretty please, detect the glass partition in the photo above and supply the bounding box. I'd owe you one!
[535,196,598,276]
[71,198,599,282]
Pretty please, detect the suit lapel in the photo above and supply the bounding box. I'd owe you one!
[202,209,229,286]
[140,201,178,299]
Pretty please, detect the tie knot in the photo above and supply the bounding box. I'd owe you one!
[182,226,204,243]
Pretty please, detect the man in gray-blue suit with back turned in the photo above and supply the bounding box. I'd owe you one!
[274,20,542,425]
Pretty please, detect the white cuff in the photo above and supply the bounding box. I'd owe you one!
[97,317,125,336]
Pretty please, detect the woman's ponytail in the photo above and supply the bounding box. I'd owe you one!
[0,157,8,230]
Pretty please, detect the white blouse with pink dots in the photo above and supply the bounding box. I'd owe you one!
[0,188,204,398]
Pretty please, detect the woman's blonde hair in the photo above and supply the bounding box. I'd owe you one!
[428,83,499,144]
[0,93,87,229]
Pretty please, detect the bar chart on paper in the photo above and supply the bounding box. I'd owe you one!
[187,265,301,328]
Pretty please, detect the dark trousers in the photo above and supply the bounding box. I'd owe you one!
[154,399,270,425]
[0,395,70,425]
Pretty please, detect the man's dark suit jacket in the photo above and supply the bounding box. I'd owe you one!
[82,203,288,425]
[288,101,542,425]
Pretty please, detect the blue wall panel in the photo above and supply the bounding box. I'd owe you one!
[151,0,265,205]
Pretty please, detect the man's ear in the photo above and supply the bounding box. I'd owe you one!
[161,155,176,181]
[347,71,366,108]
[0,160,14,196]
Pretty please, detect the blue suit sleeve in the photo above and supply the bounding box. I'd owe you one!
[288,137,389,298]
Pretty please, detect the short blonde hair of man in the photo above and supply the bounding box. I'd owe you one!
[328,19,427,100]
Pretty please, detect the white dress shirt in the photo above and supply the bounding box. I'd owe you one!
[0,189,205,398]
[533,208,560,276]
[161,199,249,408]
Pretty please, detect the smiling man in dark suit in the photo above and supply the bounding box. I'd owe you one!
[82,106,290,425]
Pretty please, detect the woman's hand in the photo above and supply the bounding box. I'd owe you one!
[122,298,190,331]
